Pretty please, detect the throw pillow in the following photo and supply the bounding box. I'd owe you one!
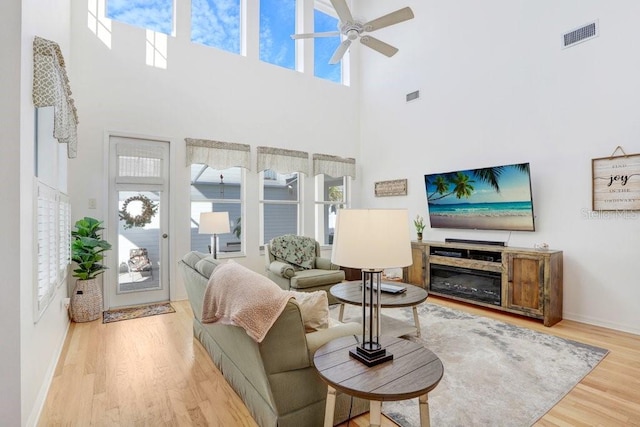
[291,290,329,332]
[269,234,317,270]
[195,256,223,278]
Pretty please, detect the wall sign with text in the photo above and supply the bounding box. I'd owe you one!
[374,179,408,197]
[592,152,640,210]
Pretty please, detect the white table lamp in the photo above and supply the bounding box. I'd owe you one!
[331,209,412,366]
[199,212,231,259]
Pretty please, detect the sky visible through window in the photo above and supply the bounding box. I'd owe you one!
[314,9,341,83]
[260,0,295,70]
[191,0,240,53]
[106,0,343,82]
[106,0,173,34]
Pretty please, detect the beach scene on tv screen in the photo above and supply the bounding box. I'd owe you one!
[425,163,535,231]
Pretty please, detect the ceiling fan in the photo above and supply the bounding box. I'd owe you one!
[291,0,414,64]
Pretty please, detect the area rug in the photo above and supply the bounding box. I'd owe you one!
[334,303,608,427]
[102,302,175,324]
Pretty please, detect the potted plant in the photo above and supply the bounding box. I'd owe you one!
[70,217,112,322]
[414,215,426,241]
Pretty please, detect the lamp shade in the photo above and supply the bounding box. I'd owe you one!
[198,212,231,234]
[331,209,412,269]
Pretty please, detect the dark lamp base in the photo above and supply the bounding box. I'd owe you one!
[350,344,394,367]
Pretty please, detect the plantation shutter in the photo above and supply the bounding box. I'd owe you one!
[37,183,58,313]
[58,193,71,283]
[36,182,70,318]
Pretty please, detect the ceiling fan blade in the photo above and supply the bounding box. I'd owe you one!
[330,0,354,24]
[291,31,341,40]
[329,39,352,64]
[364,7,414,32]
[359,36,399,58]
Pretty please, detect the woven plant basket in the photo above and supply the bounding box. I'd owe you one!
[70,278,103,322]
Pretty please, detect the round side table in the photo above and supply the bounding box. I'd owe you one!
[314,335,444,427]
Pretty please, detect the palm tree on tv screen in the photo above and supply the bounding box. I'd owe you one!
[426,163,529,202]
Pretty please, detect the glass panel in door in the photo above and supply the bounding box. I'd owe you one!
[117,190,161,293]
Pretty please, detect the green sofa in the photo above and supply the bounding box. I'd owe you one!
[178,251,369,427]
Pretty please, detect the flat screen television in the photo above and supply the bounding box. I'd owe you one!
[424,162,535,231]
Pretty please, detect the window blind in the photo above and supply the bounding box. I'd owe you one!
[116,142,164,184]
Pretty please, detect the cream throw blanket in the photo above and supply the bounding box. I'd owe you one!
[202,261,293,343]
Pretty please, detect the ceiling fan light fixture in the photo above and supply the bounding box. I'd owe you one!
[291,0,414,64]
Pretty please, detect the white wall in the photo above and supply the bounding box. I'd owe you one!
[19,1,73,425]
[0,1,23,424]
[68,1,361,300]
[357,0,640,334]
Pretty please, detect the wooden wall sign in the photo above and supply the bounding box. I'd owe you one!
[592,147,640,210]
[374,179,407,197]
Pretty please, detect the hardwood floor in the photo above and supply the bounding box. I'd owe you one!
[39,297,640,426]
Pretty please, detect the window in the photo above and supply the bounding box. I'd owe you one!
[191,0,241,54]
[190,165,243,255]
[106,0,174,34]
[260,170,301,245]
[314,7,342,83]
[260,0,295,70]
[315,175,350,245]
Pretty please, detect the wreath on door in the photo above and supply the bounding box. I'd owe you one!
[119,195,158,229]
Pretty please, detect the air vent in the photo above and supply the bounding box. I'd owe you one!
[406,90,420,102]
[562,20,598,49]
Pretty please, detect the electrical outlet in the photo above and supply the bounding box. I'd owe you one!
[62,298,70,309]
[88,198,97,209]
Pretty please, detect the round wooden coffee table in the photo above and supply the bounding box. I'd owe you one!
[330,281,429,337]
[314,335,444,427]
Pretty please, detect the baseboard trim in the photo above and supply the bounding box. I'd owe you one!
[562,312,640,336]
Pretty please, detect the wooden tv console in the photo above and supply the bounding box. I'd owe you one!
[403,240,563,326]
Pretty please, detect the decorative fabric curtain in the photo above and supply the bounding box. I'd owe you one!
[312,153,356,179]
[185,138,251,170]
[257,146,309,175]
[32,36,78,159]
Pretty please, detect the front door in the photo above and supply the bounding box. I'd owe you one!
[107,136,170,308]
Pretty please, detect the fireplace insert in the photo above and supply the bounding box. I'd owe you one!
[430,264,501,306]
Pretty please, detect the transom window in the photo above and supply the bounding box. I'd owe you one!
[314,6,342,83]
[191,0,241,54]
[106,0,349,84]
[106,0,174,34]
[260,0,295,70]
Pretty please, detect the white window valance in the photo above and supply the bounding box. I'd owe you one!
[313,153,356,179]
[32,36,78,159]
[185,138,251,170]
[257,146,309,175]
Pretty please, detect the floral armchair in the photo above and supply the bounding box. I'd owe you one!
[264,235,345,304]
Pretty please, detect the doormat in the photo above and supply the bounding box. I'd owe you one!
[102,302,175,324]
